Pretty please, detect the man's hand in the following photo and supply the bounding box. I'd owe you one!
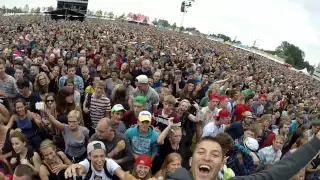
[10,157,17,164]
[0,90,7,98]
[250,152,260,165]
[64,164,85,178]
[115,140,126,153]
[154,127,161,134]
[83,107,90,114]
[168,118,174,127]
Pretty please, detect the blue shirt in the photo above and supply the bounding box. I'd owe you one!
[58,75,84,94]
[125,126,159,157]
[227,121,244,140]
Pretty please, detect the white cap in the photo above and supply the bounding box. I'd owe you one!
[138,111,152,123]
[244,137,259,152]
[87,141,106,155]
[136,75,149,84]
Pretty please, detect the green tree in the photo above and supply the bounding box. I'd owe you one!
[35,7,41,13]
[24,4,29,13]
[171,22,177,29]
[217,34,231,42]
[152,18,158,25]
[103,11,107,17]
[96,10,102,16]
[12,6,18,13]
[180,26,185,31]
[117,13,125,20]
[158,19,170,27]
[47,6,54,11]
[107,12,114,19]
[30,8,35,13]
[304,61,315,75]
[17,7,22,13]
[275,41,305,69]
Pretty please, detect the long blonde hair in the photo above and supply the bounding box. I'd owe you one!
[154,153,182,179]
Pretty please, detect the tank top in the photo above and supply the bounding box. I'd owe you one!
[12,146,35,167]
[43,153,66,180]
[15,113,36,138]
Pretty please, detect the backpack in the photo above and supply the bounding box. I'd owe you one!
[84,160,119,180]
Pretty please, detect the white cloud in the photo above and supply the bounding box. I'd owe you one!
[2,0,320,65]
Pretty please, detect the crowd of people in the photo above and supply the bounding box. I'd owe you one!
[0,15,319,180]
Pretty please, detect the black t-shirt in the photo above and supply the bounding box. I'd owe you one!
[152,138,192,173]
[172,81,185,97]
[15,92,42,113]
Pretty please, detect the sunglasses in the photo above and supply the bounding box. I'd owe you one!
[46,99,54,102]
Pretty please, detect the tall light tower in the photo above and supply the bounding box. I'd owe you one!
[180,0,194,30]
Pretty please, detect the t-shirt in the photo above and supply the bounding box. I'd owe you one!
[79,158,120,180]
[226,121,244,141]
[153,109,181,131]
[62,125,89,158]
[15,92,42,113]
[202,122,226,137]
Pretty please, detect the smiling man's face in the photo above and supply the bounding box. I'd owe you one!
[191,140,224,180]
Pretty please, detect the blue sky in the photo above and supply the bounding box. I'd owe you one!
[2,0,320,66]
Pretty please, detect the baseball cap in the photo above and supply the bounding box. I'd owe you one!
[259,94,267,99]
[209,93,220,101]
[87,141,106,155]
[217,109,230,119]
[136,75,149,84]
[219,95,228,101]
[138,111,152,123]
[243,111,253,118]
[243,137,259,152]
[135,154,152,167]
[111,104,126,113]
[133,96,147,105]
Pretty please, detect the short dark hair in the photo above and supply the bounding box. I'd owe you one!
[67,64,77,70]
[16,78,30,89]
[14,164,35,179]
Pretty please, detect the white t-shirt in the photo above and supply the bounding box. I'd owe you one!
[202,121,226,138]
[79,158,120,180]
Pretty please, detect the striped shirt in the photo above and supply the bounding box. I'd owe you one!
[0,75,18,98]
[86,94,111,128]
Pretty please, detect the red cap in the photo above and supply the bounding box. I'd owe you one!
[218,109,230,118]
[136,154,152,167]
[209,93,220,101]
[219,95,228,101]
[259,94,267,99]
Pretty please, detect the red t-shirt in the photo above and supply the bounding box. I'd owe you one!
[234,104,252,121]
[153,109,181,131]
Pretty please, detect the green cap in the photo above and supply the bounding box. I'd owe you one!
[133,96,147,105]
[111,104,126,113]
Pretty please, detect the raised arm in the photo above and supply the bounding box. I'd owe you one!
[45,111,65,130]
[157,118,174,145]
